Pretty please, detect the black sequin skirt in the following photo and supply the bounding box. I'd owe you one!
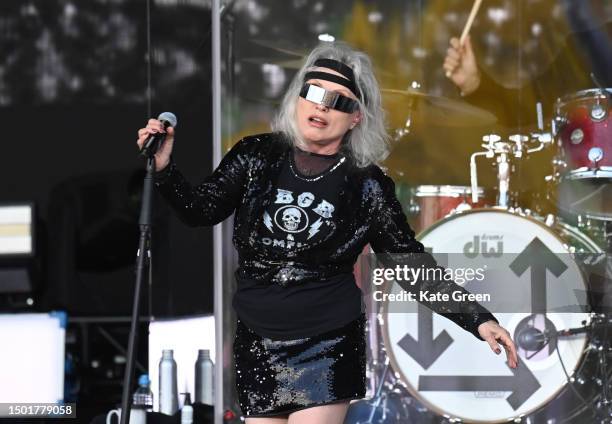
[233,314,367,417]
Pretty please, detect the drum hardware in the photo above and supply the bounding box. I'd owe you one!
[545,158,568,182]
[544,213,556,227]
[571,313,612,423]
[469,132,553,207]
[552,113,567,137]
[524,312,612,423]
[392,82,421,139]
[591,72,612,109]
[589,147,605,164]
[348,324,422,424]
[359,357,394,424]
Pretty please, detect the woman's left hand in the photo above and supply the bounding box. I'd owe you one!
[478,320,519,369]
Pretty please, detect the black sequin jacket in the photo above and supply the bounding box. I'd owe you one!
[154,132,497,339]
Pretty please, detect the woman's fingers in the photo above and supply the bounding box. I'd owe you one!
[135,118,174,171]
[489,328,519,369]
[497,331,519,368]
[147,118,164,130]
[137,119,169,149]
[485,335,501,355]
[136,127,159,148]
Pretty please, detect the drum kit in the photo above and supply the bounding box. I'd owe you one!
[346,86,612,423]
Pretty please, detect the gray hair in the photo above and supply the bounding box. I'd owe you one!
[271,41,390,168]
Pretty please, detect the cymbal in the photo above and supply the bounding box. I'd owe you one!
[241,57,304,69]
[250,39,310,57]
[382,88,497,127]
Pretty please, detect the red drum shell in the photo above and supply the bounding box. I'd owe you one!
[556,88,612,179]
[412,185,489,232]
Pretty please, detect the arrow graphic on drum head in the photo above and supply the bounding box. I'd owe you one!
[398,303,453,369]
[509,238,568,314]
[418,361,540,410]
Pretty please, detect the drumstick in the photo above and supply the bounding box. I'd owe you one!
[460,0,483,45]
[446,0,483,78]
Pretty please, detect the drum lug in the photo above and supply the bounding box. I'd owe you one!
[570,128,584,145]
[588,147,604,165]
[591,103,608,122]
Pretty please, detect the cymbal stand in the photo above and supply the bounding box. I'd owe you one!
[393,81,421,139]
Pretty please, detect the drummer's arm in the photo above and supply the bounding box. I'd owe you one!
[444,36,526,127]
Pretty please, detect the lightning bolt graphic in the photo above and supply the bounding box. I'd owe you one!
[263,211,273,232]
[308,218,323,239]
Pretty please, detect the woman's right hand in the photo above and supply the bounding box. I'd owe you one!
[137,118,175,171]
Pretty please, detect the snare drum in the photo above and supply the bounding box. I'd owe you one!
[555,88,612,220]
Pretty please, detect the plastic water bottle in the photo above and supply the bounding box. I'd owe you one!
[159,349,178,415]
[195,349,214,405]
[133,374,154,412]
[180,392,193,424]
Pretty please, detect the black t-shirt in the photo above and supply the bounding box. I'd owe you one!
[232,147,364,339]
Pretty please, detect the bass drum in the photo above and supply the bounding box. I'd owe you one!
[381,209,602,423]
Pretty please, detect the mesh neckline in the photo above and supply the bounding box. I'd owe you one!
[294,145,340,158]
[290,146,344,180]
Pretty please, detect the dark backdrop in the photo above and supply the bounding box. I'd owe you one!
[0,0,214,317]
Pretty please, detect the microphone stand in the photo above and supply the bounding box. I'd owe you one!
[119,155,156,424]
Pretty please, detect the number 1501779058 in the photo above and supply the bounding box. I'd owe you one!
[2,403,76,418]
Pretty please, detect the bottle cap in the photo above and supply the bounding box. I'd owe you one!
[181,392,192,405]
[162,349,174,358]
[198,349,210,358]
[138,374,150,386]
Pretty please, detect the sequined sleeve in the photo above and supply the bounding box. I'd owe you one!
[154,137,253,226]
[368,172,498,340]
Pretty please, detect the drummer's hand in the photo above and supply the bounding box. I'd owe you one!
[136,118,175,171]
[443,36,481,96]
[478,320,519,369]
